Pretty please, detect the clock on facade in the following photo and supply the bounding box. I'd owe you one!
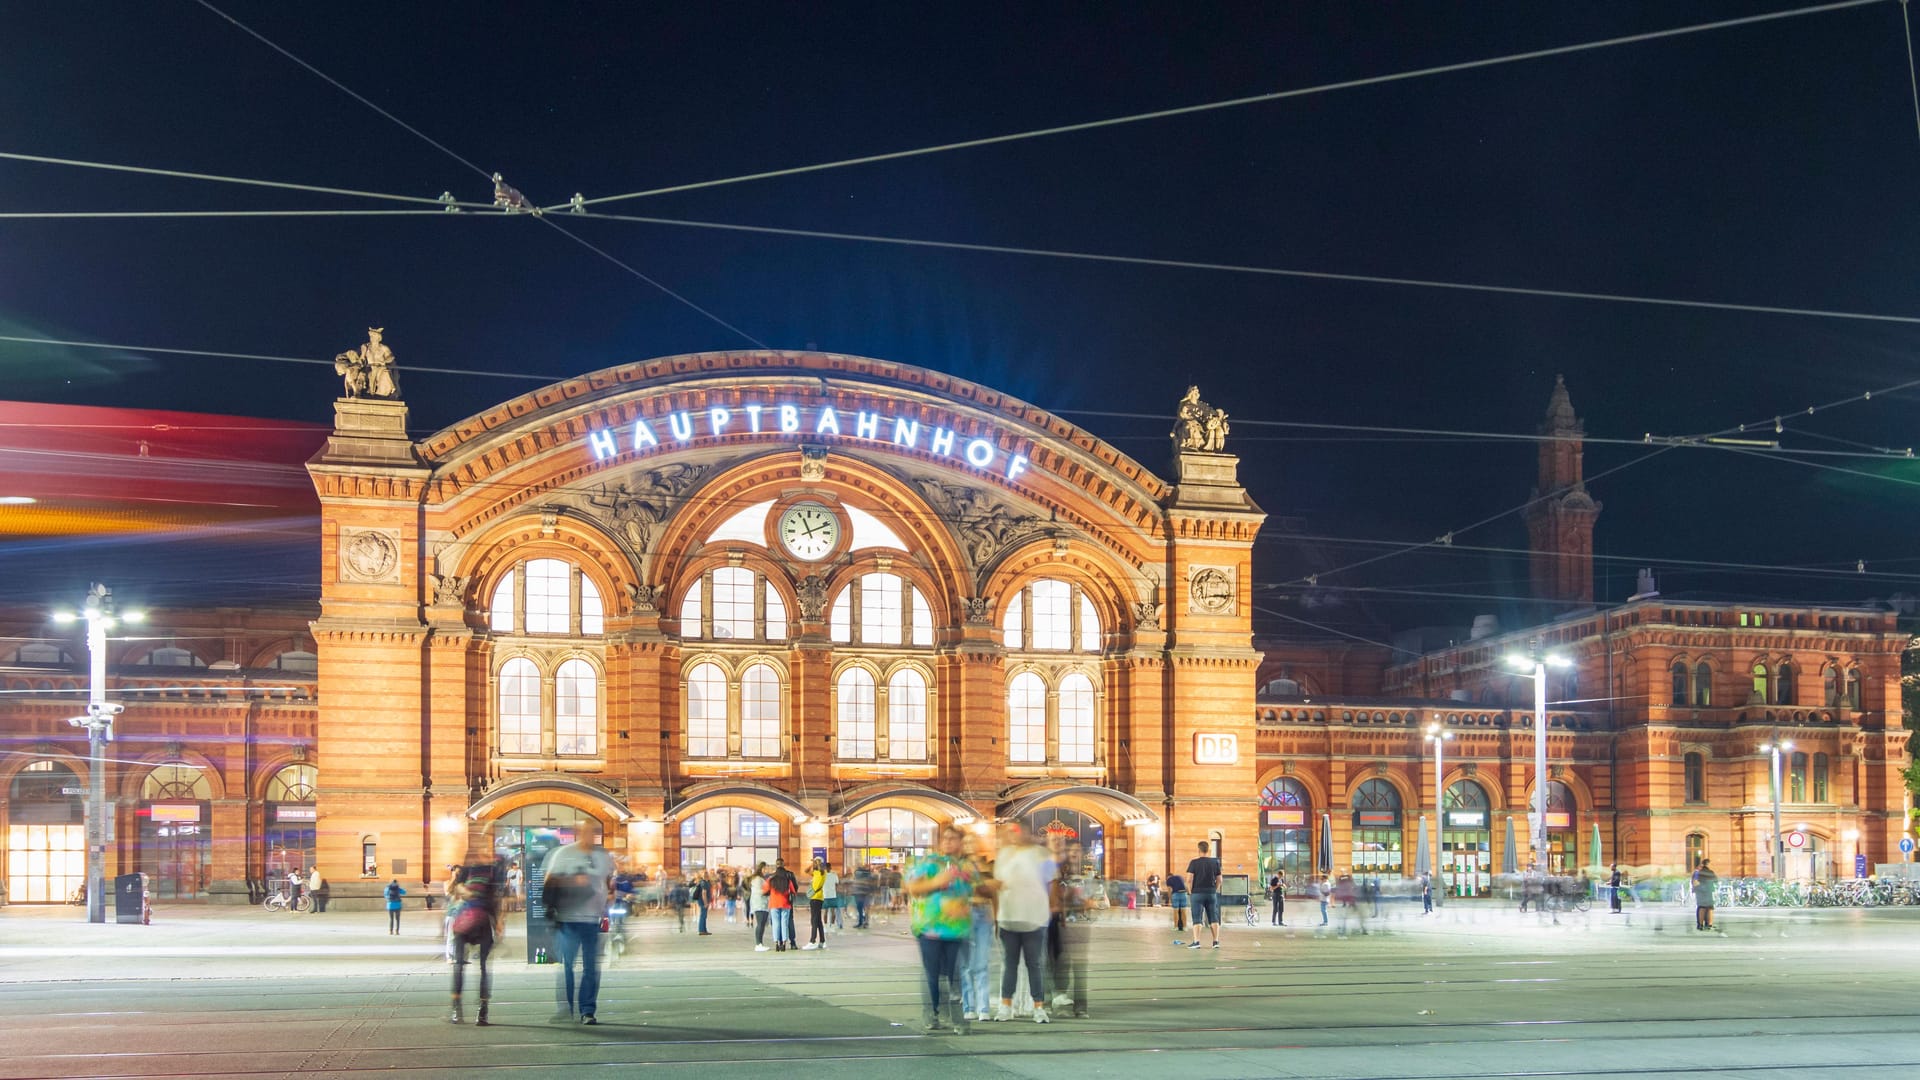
[778,503,840,561]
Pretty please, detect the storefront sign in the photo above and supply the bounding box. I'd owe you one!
[275,806,317,822]
[1193,732,1239,765]
[149,803,201,823]
[1544,812,1572,829]
[1264,808,1306,827]
[1356,811,1397,828]
[586,401,1029,482]
[1444,811,1486,829]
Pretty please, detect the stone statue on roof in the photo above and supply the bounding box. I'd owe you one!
[333,328,401,400]
[1172,385,1229,453]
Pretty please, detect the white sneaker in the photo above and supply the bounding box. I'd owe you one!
[801,943,820,951]
[753,944,770,952]
[962,1011,979,1021]
[1051,993,1073,1009]
[992,1004,1013,1022]
[1032,1006,1051,1024]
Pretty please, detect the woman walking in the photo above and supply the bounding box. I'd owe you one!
[748,863,771,951]
[906,825,980,1032]
[448,845,505,1025]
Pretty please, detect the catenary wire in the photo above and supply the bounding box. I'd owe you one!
[0,150,490,208]
[569,208,1920,328]
[1902,0,1920,147]
[0,209,476,220]
[0,335,547,380]
[188,0,764,350]
[556,0,1886,210]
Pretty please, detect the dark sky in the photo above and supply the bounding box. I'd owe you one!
[4,1,1919,630]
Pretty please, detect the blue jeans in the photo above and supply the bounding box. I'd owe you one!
[853,894,869,926]
[696,900,709,934]
[961,908,993,1014]
[917,935,965,1014]
[773,907,794,944]
[555,920,602,1017]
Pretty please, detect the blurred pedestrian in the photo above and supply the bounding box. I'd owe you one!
[1268,871,1286,926]
[1167,869,1190,943]
[1145,873,1161,907]
[907,824,979,1032]
[1421,873,1433,914]
[767,858,799,951]
[824,865,842,930]
[851,864,876,928]
[725,870,740,924]
[805,857,828,949]
[1691,858,1720,932]
[961,834,996,1021]
[1054,841,1091,1017]
[748,862,771,951]
[307,866,329,913]
[448,843,505,1026]
[693,870,712,935]
[541,821,615,1024]
[667,876,689,933]
[992,821,1053,1023]
[1609,863,1623,913]
[286,868,303,908]
[1333,871,1357,936]
[1317,875,1331,925]
[383,879,407,934]
[1186,840,1222,949]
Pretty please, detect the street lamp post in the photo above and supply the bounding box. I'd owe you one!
[1425,722,1453,906]
[1760,740,1792,882]
[1506,640,1572,873]
[54,584,142,924]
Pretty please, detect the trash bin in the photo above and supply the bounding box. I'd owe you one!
[113,873,145,925]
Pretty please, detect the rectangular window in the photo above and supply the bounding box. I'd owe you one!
[498,660,542,755]
[1029,580,1071,650]
[1813,753,1829,802]
[679,579,704,639]
[1008,673,1047,763]
[861,574,903,645]
[555,660,597,756]
[710,567,756,640]
[887,672,928,761]
[1789,752,1807,802]
[741,665,782,758]
[1684,753,1704,803]
[525,560,571,633]
[1057,675,1095,765]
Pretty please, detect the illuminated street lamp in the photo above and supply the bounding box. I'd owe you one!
[1759,740,1793,882]
[1425,722,1453,906]
[1505,640,1573,872]
[52,584,144,924]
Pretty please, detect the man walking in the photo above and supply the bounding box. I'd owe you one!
[1609,863,1624,913]
[1185,840,1222,949]
[541,821,615,1024]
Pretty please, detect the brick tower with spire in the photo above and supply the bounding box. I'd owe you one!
[1524,375,1601,607]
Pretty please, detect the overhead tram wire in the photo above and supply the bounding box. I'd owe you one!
[190,0,765,351]
[0,335,549,381]
[1902,0,1920,147]
[554,0,1886,212]
[0,150,493,209]
[567,209,1920,329]
[0,209,478,220]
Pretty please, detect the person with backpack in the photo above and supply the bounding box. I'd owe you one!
[447,845,505,1026]
[767,858,800,951]
[383,879,407,934]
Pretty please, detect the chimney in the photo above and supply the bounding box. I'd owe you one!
[1629,568,1659,601]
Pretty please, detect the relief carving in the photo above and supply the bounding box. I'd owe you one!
[795,574,830,620]
[586,463,712,553]
[912,477,1043,569]
[431,574,468,606]
[626,582,660,613]
[1131,601,1163,631]
[964,596,995,625]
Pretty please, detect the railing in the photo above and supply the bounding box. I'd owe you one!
[1705,877,1920,908]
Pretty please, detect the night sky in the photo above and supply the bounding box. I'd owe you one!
[4,1,1919,634]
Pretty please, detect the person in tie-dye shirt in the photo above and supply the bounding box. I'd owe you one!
[906,825,979,1032]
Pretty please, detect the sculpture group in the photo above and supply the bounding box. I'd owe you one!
[333,328,401,400]
[1173,385,1229,452]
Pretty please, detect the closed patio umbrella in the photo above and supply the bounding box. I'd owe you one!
[1590,820,1604,868]
[1319,813,1334,875]
[1502,814,1519,874]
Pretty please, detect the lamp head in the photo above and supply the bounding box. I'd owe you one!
[1504,654,1532,672]
[1544,654,1573,669]
[51,611,75,625]
[123,610,146,624]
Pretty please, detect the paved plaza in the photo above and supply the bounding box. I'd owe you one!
[1,898,1917,1079]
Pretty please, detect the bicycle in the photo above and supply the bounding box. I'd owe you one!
[263,888,311,913]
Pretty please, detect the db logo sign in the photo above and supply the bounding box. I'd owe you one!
[1193,732,1239,765]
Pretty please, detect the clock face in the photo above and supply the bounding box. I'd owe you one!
[778,503,840,561]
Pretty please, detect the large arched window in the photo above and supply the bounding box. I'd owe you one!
[685,662,728,758]
[1684,752,1705,803]
[490,558,603,636]
[1693,662,1712,706]
[554,659,598,755]
[741,663,783,759]
[836,667,878,759]
[886,669,928,761]
[265,764,317,803]
[1259,778,1312,881]
[1824,666,1840,706]
[1845,668,1862,709]
[678,567,787,642]
[1750,662,1769,703]
[1001,579,1101,653]
[1057,673,1095,764]
[1776,661,1796,705]
[828,573,933,647]
[1670,660,1689,705]
[1350,779,1403,876]
[497,658,542,755]
[1008,672,1047,763]
[143,764,211,801]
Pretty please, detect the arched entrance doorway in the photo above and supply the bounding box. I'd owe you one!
[678,807,781,875]
[842,808,935,873]
[141,764,212,899]
[1441,779,1493,897]
[1017,807,1105,878]
[264,764,316,881]
[490,804,604,884]
[1258,778,1312,883]
[1350,779,1404,878]
[6,760,84,903]
[1541,780,1576,873]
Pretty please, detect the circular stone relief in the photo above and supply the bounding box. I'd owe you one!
[1190,567,1233,613]
[344,531,398,580]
